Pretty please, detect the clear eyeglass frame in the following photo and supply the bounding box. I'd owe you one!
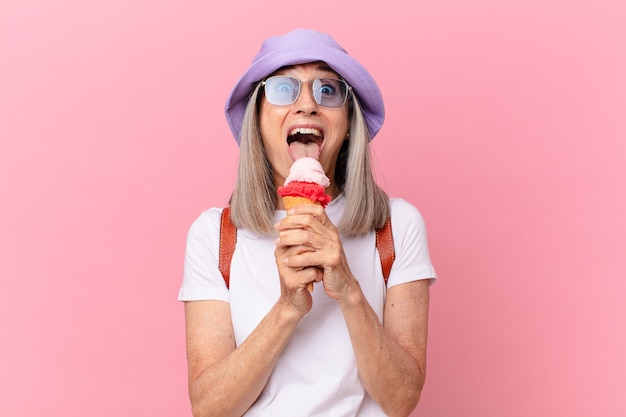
[261,75,352,108]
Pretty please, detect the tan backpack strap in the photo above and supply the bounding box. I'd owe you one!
[219,207,237,289]
[376,217,395,285]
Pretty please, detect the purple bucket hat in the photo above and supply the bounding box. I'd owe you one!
[224,28,385,144]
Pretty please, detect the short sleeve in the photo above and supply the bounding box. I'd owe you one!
[178,208,230,302]
[386,198,437,288]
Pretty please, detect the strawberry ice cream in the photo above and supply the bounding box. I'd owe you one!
[278,157,332,208]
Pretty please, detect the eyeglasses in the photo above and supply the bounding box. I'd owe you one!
[262,76,351,108]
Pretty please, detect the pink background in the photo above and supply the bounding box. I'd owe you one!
[1,1,625,416]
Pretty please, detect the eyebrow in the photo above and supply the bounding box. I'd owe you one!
[315,63,335,72]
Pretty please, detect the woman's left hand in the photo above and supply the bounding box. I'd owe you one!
[274,204,356,299]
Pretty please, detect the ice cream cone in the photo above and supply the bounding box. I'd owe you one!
[282,196,321,210]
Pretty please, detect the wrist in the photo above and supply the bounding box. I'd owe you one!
[275,297,308,324]
[337,278,364,309]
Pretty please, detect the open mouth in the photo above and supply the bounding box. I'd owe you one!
[287,128,324,161]
[287,127,324,147]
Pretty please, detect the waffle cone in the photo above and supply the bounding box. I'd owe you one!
[282,196,321,210]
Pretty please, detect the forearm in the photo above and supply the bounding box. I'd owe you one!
[339,282,425,417]
[189,300,302,417]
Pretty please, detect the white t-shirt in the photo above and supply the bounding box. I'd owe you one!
[179,196,437,416]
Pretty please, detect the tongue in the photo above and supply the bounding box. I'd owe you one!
[288,141,321,161]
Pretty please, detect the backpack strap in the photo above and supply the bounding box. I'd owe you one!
[218,207,394,288]
[218,207,237,289]
[376,217,395,285]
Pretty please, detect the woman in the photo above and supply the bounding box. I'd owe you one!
[179,29,436,417]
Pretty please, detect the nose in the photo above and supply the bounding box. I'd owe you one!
[294,80,319,114]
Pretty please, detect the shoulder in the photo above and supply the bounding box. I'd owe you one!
[388,198,427,229]
[389,197,420,213]
[188,207,225,237]
[184,207,229,256]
